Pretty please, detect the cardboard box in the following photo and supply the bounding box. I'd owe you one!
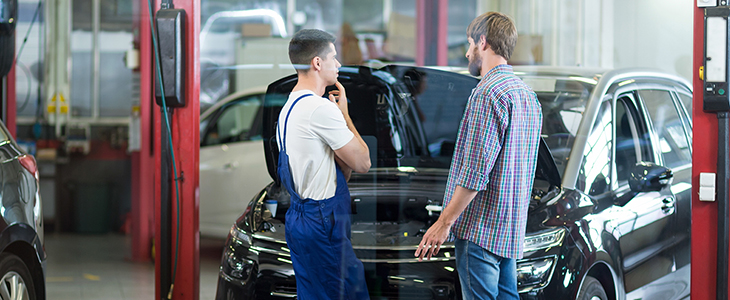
[510,34,543,65]
[241,23,272,38]
[386,13,416,59]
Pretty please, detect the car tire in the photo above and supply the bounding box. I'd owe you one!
[577,276,607,300]
[0,253,36,300]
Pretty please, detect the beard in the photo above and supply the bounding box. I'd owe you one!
[468,49,482,77]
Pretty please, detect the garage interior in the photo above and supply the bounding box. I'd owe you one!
[0,0,724,299]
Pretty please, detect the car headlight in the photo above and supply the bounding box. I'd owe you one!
[523,227,566,252]
[517,256,556,291]
[229,224,252,248]
[223,225,255,281]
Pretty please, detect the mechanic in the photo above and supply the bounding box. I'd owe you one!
[276,29,371,300]
[415,12,543,300]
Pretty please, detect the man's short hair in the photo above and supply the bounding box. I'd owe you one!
[467,12,518,61]
[288,29,336,73]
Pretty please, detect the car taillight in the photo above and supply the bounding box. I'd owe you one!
[19,155,38,176]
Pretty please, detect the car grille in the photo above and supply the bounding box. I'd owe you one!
[375,286,436,299]
[270,284,297,298]
[265,283,451,300]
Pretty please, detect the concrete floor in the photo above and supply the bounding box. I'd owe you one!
[44,233,223,300]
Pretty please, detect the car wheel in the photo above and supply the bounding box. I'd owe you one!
[577,276,607,300]
[0,253,36,300]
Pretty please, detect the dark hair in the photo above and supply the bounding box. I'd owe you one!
[467,12,518,60]
[288,29,337,73]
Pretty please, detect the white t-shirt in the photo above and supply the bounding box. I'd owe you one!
[276,90,354,200]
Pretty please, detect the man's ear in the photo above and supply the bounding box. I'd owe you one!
[312,56,322,71]
[479,35,489,51]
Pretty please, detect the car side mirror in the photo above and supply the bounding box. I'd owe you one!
[629,162,673,193]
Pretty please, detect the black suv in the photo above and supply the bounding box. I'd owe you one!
[215,65,692,300]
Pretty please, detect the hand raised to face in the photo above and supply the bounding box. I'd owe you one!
[328,81,349,116]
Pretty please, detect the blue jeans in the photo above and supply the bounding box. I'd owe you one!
[455,239,519,300]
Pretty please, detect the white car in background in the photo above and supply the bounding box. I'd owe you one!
[199,87,270,239]
[199,9,291,111]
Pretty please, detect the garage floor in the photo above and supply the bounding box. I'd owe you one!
[44,233,223,300]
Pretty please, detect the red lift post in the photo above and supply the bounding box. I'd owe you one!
[136,0,200,299]
[131,0,155,264]
[416,0,449,66]
[692,2,730,299]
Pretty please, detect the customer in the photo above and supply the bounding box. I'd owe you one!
[414,12,543,300]
[277,29,371,300]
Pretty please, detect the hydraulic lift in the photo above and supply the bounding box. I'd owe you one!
[134,0,200,299]
[696,1,730,299]
[13,1,728,300]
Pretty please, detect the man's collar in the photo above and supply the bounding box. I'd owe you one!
[482,64,513,78]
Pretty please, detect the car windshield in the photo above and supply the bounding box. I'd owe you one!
[265,67,594,179]
[358,68,594,177]
[525,76,594,177]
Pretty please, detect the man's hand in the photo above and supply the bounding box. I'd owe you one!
[414,219,452,261]
[328,81,349,116]
[334,155,352,182]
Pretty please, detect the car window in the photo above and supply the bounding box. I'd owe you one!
[615,95,653,184]
[513,75,594,177]
[638,89,691,169]
[203,95,263,146]
[578,100,612,196]
[391,67,476,162]
[676,92,693,120]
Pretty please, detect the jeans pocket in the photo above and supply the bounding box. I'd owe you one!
[480,246,502,265]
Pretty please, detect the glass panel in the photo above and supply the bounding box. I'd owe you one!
[446,0,476,66]
[615,96,653,184]
[193,2,693,300]
[99,0,133,117]
[71,0,133,118]
[70,33,92,117]
[638,89,691,169]
[579,100,611,196]
[677,92,693,122]
[340,0,384,65]
[394,67,475,163]
[295,0,341,34]
[99,33,133,117]
[204,95,262,146]
[200,0,291,109]
[523,76,594,176]
[387,0,416,62]
[615,99,635,183]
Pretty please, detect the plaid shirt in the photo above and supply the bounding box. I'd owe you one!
[444,64,542,259]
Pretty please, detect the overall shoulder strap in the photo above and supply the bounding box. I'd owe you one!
[278,93,314,151]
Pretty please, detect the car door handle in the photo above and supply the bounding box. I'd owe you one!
[661,197,675,213]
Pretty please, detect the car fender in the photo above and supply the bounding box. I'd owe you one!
[0,223,46,299]
[569,221,626,300]
[575,259,624,300]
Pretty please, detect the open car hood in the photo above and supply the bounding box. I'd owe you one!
[262,64,562,189]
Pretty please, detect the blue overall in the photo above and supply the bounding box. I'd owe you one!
[277,94,370,300]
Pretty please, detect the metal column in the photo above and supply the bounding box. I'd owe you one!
[416,0,449,66]
[148,0,200,299]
